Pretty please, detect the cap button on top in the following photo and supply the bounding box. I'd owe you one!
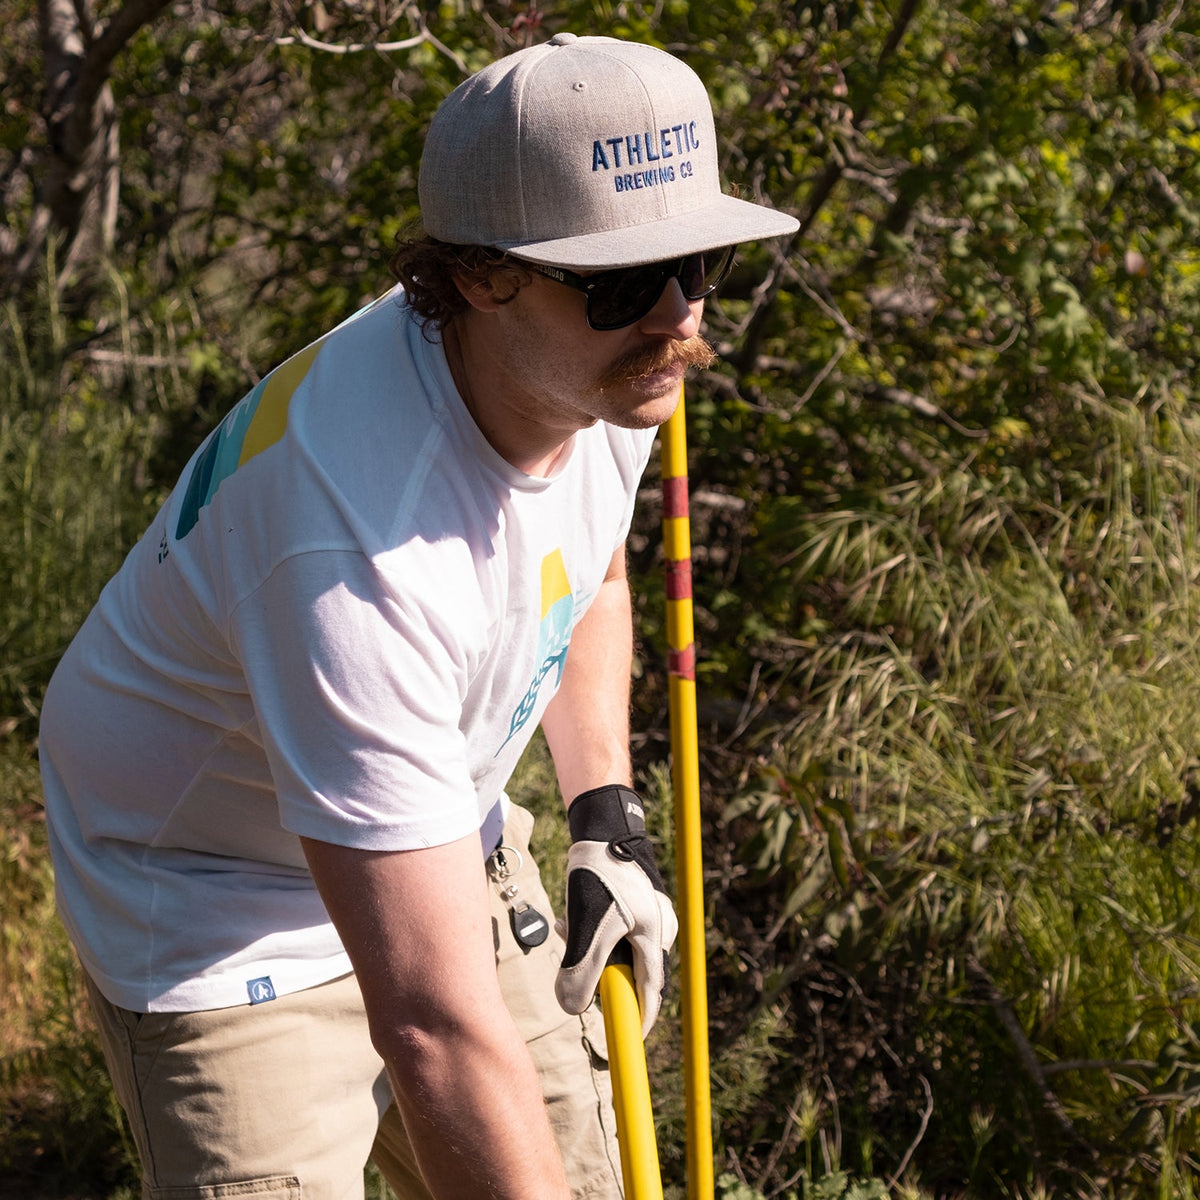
[548,32,578,45]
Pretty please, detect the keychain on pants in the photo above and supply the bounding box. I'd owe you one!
[487,844,550,949]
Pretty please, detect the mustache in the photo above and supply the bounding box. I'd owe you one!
[598,335,717,389]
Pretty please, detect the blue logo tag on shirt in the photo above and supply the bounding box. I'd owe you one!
[247,976,277,1004]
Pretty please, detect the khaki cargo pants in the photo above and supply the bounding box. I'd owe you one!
[83,805,623,1199]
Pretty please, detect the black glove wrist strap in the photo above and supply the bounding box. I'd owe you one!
[568,784,647,843]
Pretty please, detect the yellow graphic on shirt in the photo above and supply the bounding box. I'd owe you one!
[175,342,322,539]
[499,549,575,754]
[239,343,321,465]
[541,548,571,618]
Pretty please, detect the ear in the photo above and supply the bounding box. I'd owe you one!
[452,271,506,314]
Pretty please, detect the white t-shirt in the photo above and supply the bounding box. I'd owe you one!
[40,288,656,1013]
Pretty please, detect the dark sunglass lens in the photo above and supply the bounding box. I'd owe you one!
[680,247,735,299]
[678,254,707,297]
[588,264,669,329]
[584,248,735,329]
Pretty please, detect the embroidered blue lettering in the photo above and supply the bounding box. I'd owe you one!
[599,124,700,171]
[613,166,676,193]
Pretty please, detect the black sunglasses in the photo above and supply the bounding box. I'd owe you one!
[521,246,736,331]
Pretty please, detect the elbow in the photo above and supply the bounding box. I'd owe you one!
[369,1002,460,1069]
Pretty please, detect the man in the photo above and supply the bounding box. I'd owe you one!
[40,32,798,1200]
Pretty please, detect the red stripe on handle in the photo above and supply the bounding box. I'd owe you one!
[662,475,689,520]
[669,644,696,680]
[665,559,693,600]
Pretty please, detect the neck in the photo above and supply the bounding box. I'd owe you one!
[442,320,575,478]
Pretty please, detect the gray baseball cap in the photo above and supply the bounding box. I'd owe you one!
[418,33,799,269]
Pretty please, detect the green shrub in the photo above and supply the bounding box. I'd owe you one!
[711,393,1200,1197]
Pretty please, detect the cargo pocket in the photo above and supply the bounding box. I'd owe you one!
[150,1176,302,1199]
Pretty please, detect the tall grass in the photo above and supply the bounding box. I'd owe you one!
[0,733,139,1197]
[717,388,1200,1196]
[0,265,185,730]
[0,257,214,1196]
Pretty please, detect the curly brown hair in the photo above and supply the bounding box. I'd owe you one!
[388,235,534,331]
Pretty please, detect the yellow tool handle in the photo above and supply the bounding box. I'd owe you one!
[661,389,714,1200]
[599,961,664,1200]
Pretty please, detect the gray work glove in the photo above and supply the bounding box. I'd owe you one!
[554,784,679,1037]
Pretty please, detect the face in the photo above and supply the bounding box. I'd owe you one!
[456,266,716,442]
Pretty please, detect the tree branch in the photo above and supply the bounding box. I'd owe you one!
[5,0,173,297]
[275,25,429,55]
[272,16,468,74]
[733,0,926,372]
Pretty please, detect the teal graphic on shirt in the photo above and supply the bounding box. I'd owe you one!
[175,341,323,539]
[498,549,574,754]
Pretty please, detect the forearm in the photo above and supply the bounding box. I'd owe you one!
[301,834,570,1199]
[379,1010,569,1198]
[541,563,634,801]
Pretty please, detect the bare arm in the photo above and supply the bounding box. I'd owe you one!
[301,833,570,1200]
[539,545,678,1032]
[540,545,634,802]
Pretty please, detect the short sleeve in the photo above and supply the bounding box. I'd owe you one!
[229,548,483,850]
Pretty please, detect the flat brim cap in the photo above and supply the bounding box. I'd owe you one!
[419,33,799,269]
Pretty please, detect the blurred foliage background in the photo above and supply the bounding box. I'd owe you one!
[3,0,1200,1197]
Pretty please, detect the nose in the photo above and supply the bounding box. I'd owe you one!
[637,277,703,340]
